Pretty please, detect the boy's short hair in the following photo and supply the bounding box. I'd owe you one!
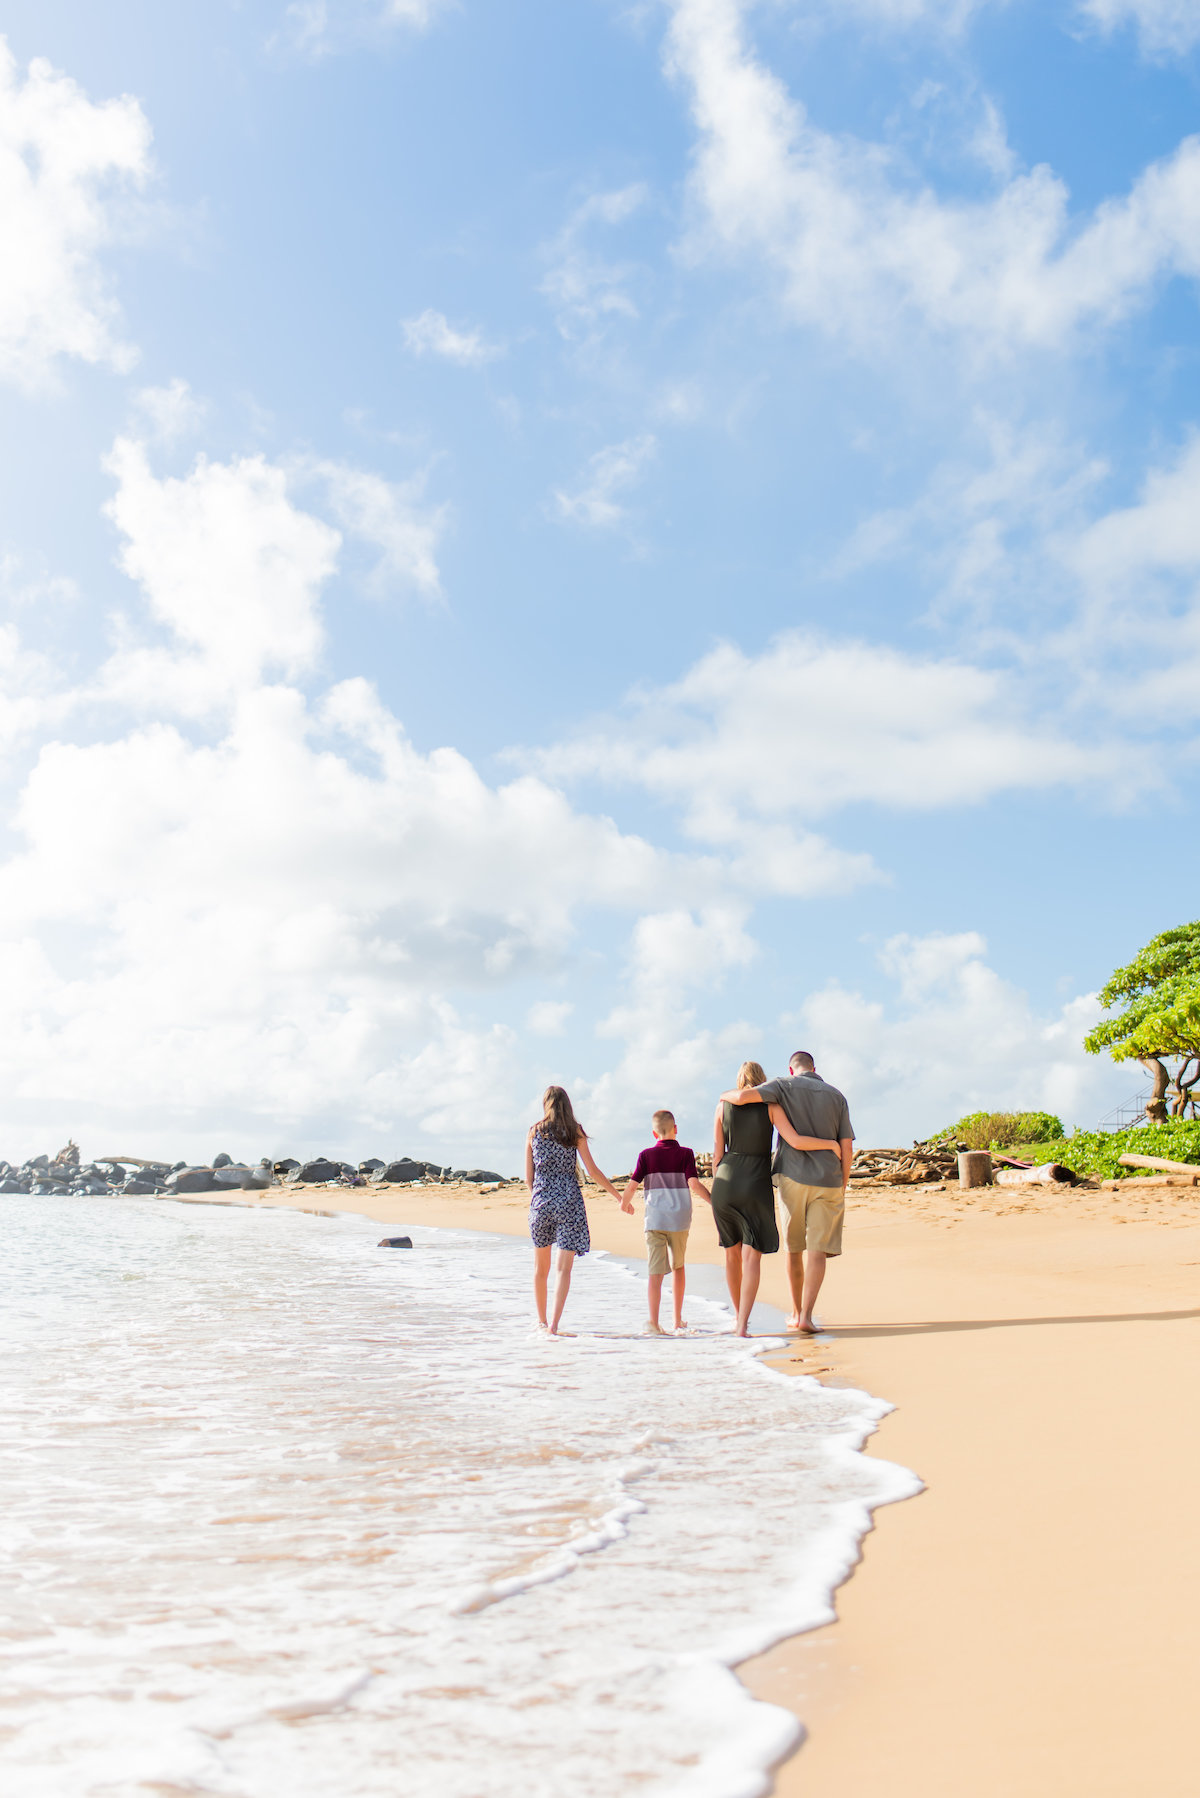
[652,1108,676,1134]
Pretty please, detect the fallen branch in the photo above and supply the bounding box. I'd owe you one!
[1118,1153,1200,1176]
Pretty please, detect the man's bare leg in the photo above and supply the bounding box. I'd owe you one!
[549,1248,575,1334]
[736,1245,762,1337]
[798,1251,827,1337]
[672,1266,686,1331]
[723,1244,743,1317]
[647,1271,665,1331]
[534,1245,553,1327]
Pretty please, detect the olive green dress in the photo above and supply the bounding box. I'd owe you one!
[710,1101,779,1253]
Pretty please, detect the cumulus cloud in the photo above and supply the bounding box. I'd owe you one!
[1079,0,1200,54]
[131,378,207,444]
[99,436,340,711]
[0,40,151,389]
[303,458,445,597]
[554,434,657,529]
[401,308,501,366]
[540,631,1142,834]
[665,0,1200,355]
[794,930,1128,1144]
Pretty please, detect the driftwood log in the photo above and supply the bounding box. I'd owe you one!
[993,1162,1077,1187]
[1118,1153,1200,1177]
[958,1151,993,1189]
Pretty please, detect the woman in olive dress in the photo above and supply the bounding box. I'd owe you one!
[711,1060,838,1336]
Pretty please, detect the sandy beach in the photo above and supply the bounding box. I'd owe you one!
[223,1174,1200,1796]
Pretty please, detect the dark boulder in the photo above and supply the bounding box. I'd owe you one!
[300,1159,341,1184]
[0,1177,28,1193]
[24,1155,50,1172]
[244,1161,273,1190]
[122,1177,161,1195]
[165,1168,218,1194]
[359,1157,385,1173]
[213,1152,234,1168]
[455,1169,507,1184]
[383,1158,426,1183]
[212,1164,252,1187]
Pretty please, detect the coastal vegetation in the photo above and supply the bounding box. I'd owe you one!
[1024,1120,1200,1182]
[1085,922,1200,1122]
[931,1111,1064,1150]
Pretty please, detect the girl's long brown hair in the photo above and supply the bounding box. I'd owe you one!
[736,1060,766,1090]
[537,1085,584,1148]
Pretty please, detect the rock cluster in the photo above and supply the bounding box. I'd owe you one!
[0,1142,513,1198]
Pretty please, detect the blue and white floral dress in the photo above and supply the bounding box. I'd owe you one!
[529,1128,591,1255]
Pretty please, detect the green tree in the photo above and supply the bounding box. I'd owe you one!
[1085,922,1200,1122]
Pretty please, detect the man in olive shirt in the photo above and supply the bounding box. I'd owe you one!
[721,1050,854,1332]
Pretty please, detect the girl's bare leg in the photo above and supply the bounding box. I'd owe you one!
[736,1246,762,1337]
[534,1245,553,1326]
[549,1248,575,1333]
[724,1244,743,1315]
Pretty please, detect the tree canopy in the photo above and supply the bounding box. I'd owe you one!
[1085,922,1200,1120]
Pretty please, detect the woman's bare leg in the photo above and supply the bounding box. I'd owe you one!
[534,1245,553,1326]
[724,1244,743,1316]
[736,1246,762,1337]
[549,1249,575,1333]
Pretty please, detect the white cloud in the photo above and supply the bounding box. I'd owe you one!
[665,0,1200,355]
[527,1000,574,1036]
[554,434,657,529]
[305,458,445,597]
[541,184,649,335]
[100,436,340,710]
[541,631,1141,832]
[0,40,151,389]
[794,931,1127,1145]
[273,0,451,57]
[1079,0,1200,54]
[132,378,207,444]
[401,308,501,367]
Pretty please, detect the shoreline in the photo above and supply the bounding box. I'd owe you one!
[221,1173,1200,1796]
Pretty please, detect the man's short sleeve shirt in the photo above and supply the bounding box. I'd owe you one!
[633,1140,698,1231]
[755,1075,854,1188]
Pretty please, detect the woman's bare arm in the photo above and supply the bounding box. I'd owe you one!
[712,1102,725,1173]
[578,1134,633,1211]
[769,1104,838,1154]
[525,1128,535,1193]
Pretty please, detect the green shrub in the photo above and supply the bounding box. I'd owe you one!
[1027,1118,1200,1181]
[930,1110,1065,1150]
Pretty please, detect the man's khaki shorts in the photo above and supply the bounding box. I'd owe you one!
[645,1229,689,1276]
[776,1178,844,1256]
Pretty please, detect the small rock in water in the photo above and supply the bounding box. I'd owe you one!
[377,1236,413,1249]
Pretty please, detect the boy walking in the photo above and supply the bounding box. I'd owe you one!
[623,1110,711,1335]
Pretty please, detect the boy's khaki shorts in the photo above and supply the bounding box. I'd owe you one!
[645,1229,689,1276]
[776,1179,844,1256]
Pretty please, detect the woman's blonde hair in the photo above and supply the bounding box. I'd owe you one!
[736,1060,766,1090]
[537,1084,584,1148]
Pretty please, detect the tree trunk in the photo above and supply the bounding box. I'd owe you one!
[958,1151,993,1189]
[1170,1058,1200,1119]
[1140,1056,1170,1124]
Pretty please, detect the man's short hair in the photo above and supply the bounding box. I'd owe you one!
[652,1108,676,1133]
[788,1050,816,1073]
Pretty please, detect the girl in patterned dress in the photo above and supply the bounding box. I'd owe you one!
[525,1086,631,1333]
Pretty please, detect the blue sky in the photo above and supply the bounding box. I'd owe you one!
[1,0,1198,1170]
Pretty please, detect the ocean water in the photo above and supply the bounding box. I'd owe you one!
[0,1194,917,1798]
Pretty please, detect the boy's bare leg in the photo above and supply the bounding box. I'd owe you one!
[672,1266,686,1331]
[787,1249,828,1331]
[736,1245,761,1337]
[647,1272,664,1330]
[723,1244,742,1316]
[534,1245,553,1327]
[549,1248,575,1334]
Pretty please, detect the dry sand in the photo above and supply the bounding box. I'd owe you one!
[218,1174,1200,1796]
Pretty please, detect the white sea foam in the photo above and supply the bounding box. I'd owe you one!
[0,1194,918,1797]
